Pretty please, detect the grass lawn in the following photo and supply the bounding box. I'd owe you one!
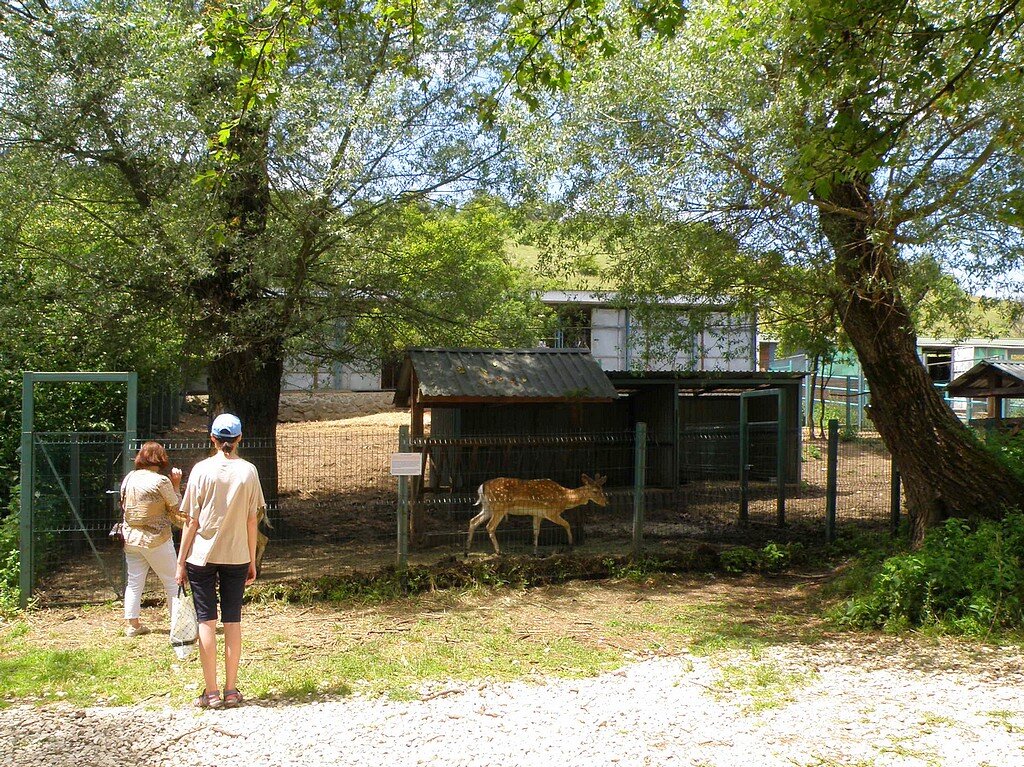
[0,572,828,708]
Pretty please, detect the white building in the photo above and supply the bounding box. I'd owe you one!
[282,290,758,391]
[536,290,756,373]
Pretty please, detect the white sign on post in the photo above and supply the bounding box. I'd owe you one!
[390,452,423,476]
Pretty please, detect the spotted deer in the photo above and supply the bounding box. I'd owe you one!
[466,473,608,556]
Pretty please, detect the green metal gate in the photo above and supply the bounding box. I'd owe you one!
[19,372,137,606]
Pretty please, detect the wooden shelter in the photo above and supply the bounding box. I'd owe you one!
[394,349,805,487]
[947,359,1024,427]
[394,347,619,441]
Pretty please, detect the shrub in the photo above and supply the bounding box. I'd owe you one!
[720,546,760,574]
[720,542,805,574]
[0,489,20,616]
[833,514,1024,635]
[981,429,1024,484]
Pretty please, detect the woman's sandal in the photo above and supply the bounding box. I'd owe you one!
[222,689,244,708]
[194,689,222,709]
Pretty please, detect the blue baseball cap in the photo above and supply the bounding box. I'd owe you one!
[211,413,242,439]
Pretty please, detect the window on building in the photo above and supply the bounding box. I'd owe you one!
[380,351,403,390]
[544,306,592,349]
[921,348,952,384]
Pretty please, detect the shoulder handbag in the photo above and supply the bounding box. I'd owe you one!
[170,584,199,660]
[108,522,126,546]
[109,484,127,546]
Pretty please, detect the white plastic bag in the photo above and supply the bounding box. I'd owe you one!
[170,585,198,660]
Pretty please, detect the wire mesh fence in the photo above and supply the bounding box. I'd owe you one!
[23,422,901,605]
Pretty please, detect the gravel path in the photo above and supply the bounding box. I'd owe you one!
[4,641,1023,767]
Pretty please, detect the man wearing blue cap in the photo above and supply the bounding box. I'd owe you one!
[176,412,266,709]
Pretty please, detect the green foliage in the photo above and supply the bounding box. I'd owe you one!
[310,197,549,358]
[719,542,805,575]
[248,545,793,606]
[0,494,21,617]
[980,430,1024,484]
[2,0,544,445]
[833,515,1024,635]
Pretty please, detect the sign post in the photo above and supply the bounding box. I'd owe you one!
[391,426,421,571]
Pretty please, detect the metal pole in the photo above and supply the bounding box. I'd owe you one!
[632,422,647,557]
[19,373,35,607]
[739,396,749,525]
[857,372,865,431]
[804,377,812,429]
[70,434,80,553]
[397,425,410,570]
[825,419,839,543]
[890,459,901,536]
[124,372,138,476]
[845,376,853,431]
[776,390,786,527]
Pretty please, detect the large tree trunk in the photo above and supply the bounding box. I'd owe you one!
[207,347,282,507]
[819,179,1024,545]
[194,111,283,516]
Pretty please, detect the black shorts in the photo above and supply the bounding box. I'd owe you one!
[186,562,249,623]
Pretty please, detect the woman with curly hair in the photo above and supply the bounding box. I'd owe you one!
[120,441,184,637]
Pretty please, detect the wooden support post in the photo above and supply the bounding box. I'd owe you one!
[776,388,786,527]
[409,374,425,546]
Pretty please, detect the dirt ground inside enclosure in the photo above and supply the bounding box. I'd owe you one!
[173,392,412,434]
[33,395,897,606]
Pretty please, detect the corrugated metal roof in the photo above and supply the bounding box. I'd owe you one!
[947,359,1024,395]
[394,348,618,406]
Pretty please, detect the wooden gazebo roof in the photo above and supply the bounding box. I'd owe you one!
[946,360,1024,399]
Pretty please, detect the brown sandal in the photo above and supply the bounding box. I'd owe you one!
[194,689,222,709]
[222,689,243,708]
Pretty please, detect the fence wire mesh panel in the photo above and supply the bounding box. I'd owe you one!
[269,429,398,580]
[413,431,637,557]
[27,422,902,606]
[650,425,804,543]
[801,429,896,532]
[28,432,128,606]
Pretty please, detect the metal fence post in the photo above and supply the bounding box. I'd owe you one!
[19,373,34,607]
[890,458,901,536]
[124,373,137,477]
[632,421,647,557]
[825,419,839,543]
[739,397,749,525]
[397,425,410,571]
[776,389,786,527]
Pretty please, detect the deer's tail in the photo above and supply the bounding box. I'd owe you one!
[473,483,484,506]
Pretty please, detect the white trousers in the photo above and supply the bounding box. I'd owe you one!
[123,538,178,620]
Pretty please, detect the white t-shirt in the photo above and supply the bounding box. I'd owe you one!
[181,452,266,566]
